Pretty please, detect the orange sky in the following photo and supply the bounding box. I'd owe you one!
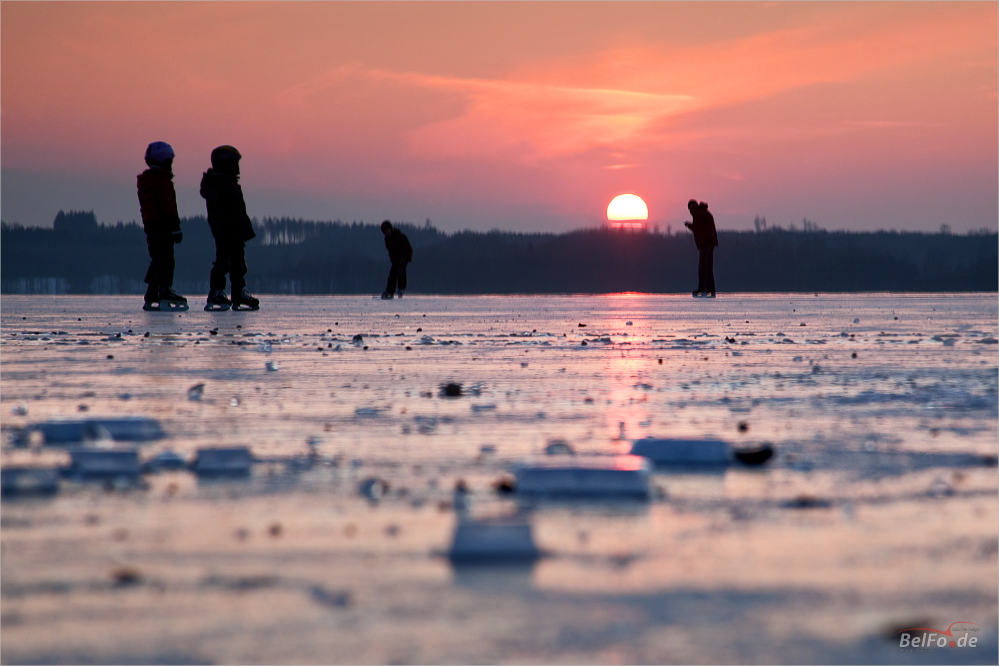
[2,1,996,232]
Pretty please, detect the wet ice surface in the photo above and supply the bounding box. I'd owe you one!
[1,293,996,665]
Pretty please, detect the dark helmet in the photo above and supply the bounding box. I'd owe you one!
[380,220,393,233]
[687,199,698,210]
[145,141,175,163]
[211,145,241,174]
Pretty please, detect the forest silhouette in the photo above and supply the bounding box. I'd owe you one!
[2,210,995,295]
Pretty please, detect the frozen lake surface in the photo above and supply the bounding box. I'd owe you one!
[1,293,997,664]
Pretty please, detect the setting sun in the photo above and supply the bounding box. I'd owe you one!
[607,194,648,229]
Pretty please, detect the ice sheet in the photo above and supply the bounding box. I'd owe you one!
[1,293,996,664]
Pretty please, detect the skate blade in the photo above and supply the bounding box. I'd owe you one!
[232,303,260,311]
[204,303,232,312]
[144,302,190,312]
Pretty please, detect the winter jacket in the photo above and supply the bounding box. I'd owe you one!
[689,205,718,250]
[199,169,256,242]
[385,229,413,264]
[137,167,181,237]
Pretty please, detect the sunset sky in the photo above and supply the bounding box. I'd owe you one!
[2,2,996,233]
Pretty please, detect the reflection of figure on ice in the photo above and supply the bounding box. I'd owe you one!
[380,220,413,300]
[684,199,718,298]
[137,141,188,311]
[200,146,260,311]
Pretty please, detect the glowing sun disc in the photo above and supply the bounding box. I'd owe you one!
[607,194,648,221]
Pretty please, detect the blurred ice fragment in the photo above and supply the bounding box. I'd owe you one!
[354,407,381,417]
[784,495,832,509]
[310,586,352,608]
[187,383,205,401]
[853,318,860,323]
[471,404,496,412]
[515,455,651,498]
[630,437,729,466]
[30,417,164,445]
[144,449,187,473]
[447,515,540,564]
[257,341,272,353]
[66,448,141,482]
[1,467,60,497]
[927,476,955,497]
[359,477,389,502]
[265,360,279,371]
[544,440,575,455]
[451,479,469,514]
[230,397,240,407]
[193,447,252,478]
[441,382,463,397]
[10,403,28,416]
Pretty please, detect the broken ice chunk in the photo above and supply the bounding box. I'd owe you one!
[66,448,141,481]
[31,417,164,445]
[447,516,541,564]
[1,467,60,497]
[515,455,651,498]
[630,437,730,465]
[193,447,252,478]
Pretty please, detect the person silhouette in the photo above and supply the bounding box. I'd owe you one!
[683,199,718,297]
[380,220,413,299]
[137,141,187,311]
[200,145,259,311]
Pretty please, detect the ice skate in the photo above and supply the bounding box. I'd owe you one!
[204,289,232,312]
[142,285,159,311]
[144,286,189,311]
[692,290,705,298]
[380,292,394,300]
[397,289,404,299]
[706,292,716,298]
[232,288,260,311]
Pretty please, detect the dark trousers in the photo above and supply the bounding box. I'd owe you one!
[210,233,247,293]
[144,234,175,289]
[385,262,408,295]
[697,246,716,294]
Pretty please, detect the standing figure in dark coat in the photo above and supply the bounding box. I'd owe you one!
[684,199,718,298]
[380,220,413,299]
[200,145,259,311]
[137,141,188,310]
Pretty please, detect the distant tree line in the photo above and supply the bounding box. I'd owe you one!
[2,210,996,294]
